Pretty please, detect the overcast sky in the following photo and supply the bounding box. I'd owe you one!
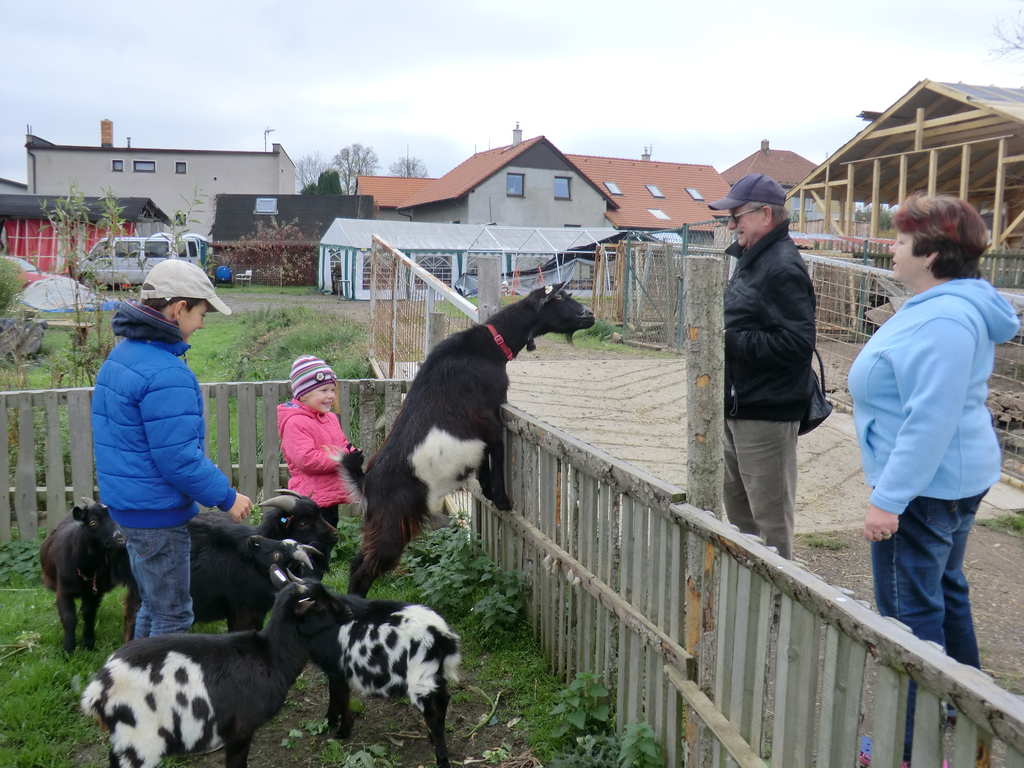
[3,0,1024,188]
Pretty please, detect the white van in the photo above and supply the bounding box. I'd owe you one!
[82,232,210,286]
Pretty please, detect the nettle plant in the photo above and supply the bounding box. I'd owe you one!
[549,673,611,741]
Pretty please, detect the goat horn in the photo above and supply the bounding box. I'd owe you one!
[79,496,97,507]
[299,543,324,559]
[273,489,304,498]
[288,546,315,571]
[286,567,305,584]
[260,495,297,512]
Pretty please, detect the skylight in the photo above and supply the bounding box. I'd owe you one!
[686,187,704,201]
[604,181,622,195]
[254,197,278,214]
[646,184,665,198]
[648,209,670,220]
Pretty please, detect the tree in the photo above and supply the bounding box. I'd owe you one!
[316,170,342,195]
[388,155,429,178]
[995,3,1024,56]
[332,143,379,194]
[295,151,332,192]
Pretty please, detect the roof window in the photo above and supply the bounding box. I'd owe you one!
[604,181,622,195]
[648,209,670,220]
[646,184,665,198]
[686,187,704,201]
[254,197,278,214]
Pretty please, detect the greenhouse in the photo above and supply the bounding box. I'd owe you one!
[317,218,622,299]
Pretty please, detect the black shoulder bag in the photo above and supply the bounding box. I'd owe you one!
[799,349,833,436]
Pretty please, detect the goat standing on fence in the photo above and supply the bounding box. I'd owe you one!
[40,500,139,652]
[91,261,252,638]
[341,282,594,596]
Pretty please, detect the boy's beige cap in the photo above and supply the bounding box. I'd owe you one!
[140,259,232,315]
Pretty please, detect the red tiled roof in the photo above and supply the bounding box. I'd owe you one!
[357,176,435,208]
[397,136,550,209]
[566,154,730,229]
[721,145,817,186]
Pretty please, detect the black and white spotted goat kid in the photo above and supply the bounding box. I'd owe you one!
[309,595,462,768]
[80,579,349,768]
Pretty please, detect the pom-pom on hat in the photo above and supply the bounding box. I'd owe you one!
[291,355,336,400]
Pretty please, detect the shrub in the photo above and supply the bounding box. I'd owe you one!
[0,259,22,317]
[549,734,620,768]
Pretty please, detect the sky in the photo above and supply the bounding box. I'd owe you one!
[3,0,1024,188]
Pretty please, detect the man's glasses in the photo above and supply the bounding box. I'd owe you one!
[728,205,767,225]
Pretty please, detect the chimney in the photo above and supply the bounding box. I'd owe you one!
[512,122,522,146]
[641,145,652,161]
[761,138,770,154]
[101,119,114,147]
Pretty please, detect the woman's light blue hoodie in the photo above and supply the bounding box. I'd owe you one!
[848,278,1020,514]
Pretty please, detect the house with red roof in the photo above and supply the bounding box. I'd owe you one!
[355,127,731,231]
[720,140,817,217]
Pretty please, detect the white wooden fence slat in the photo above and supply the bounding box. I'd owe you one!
[816,625,867,768]
[215,383,232,480]
[910,687,943,767]
[67,389,94,503]
[358,381,378,453]
[43,392,65,524]
[201,384,212,459]
[871,665,909,768]
[236,383,258,500]
[15,398,37,539]
[262,382,283,496]
[770,597,819,768]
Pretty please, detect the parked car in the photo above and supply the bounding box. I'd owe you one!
[2,255,49,285]
[80,232,209,286]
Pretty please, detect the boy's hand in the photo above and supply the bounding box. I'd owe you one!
[228,492,253,522]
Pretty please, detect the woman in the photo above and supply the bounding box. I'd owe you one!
[848,194,1019,761]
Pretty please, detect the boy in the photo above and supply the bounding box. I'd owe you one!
[92,260,252,638]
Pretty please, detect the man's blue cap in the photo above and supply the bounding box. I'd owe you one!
[709,173,786,209]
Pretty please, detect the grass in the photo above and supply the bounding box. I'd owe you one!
[979,512,1024,536]
[797,532,849,551]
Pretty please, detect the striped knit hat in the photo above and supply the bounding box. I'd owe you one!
[290,355,336,400]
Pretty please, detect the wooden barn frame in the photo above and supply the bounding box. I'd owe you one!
[789,80,1024,247]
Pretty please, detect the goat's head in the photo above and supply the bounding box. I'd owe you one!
[245,535,321,584]
[524,282,595,350]
[72,499,125,550]
[270,575,354,634]
[260,491,338,551]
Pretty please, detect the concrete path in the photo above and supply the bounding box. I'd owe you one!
[506,358,1024,532]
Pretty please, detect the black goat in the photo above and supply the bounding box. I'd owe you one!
[39,499,139,652]
[81,579,350,768]
[341,282,594,596]
[307,592,461,768]
[188,513,319,631]
[257,490,338,577]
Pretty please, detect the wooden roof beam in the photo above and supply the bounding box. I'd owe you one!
[864,108,992,140]
[841,134,1014,166]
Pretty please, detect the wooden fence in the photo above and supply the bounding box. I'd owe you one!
[1,379,409,539]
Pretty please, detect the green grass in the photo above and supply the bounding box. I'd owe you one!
[212,284,320,296]
[979,512,1024,536]
[797,533,848,551]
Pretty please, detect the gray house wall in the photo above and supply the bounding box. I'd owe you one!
[0,178,28,194]
[26,142,295,236]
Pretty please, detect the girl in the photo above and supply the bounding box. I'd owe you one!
[277,355,357,527]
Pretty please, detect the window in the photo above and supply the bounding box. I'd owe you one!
[647,208,670,220]
[506,172,524,197]
[144,240,170,259]
[645,184,664,198]
[554,176,571,200]
[254,197,278,214]
[175,161,187,174]
[603,181,622,195]
[133,160,156,173]
[685,187,704,201]
[111,159,124,172]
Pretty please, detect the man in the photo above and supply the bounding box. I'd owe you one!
[708,173,816,559]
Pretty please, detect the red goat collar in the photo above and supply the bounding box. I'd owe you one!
[486,324,515,361]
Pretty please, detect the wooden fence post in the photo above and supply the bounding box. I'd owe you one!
[684,254,724,517]
[477,255,501,322]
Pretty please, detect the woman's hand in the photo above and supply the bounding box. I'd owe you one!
[863,503,899,542]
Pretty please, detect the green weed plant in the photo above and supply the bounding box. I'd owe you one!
[548,672,611,742]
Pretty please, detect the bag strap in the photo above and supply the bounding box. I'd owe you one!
[813,348,826,391]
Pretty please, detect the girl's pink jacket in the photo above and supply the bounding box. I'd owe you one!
[276,399,355,507]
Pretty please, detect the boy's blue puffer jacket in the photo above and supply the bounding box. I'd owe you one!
[92,338,236,528]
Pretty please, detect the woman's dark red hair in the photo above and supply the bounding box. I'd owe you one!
[893,194,989,279]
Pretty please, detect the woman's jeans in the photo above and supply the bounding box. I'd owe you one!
[122,524,193,638]
[871,491,986,759]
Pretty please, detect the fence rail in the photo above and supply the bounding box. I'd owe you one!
[0,378,409,539]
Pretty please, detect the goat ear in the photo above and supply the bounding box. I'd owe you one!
[247,535,262,550]
[71,505,86,522]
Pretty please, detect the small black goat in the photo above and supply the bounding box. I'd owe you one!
[40,499,139,652]
[257,489,338,577]
[81,579,349,768]
[342,282,594,596]
[306,592,461,768]
[188,513,320,631]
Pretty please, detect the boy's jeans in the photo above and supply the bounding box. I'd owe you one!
[871,491,985,759]
[121,524,194,638]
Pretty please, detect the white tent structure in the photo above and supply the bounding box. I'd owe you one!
[318,219,622,299]
[20,276,103,312]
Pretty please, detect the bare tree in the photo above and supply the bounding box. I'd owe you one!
[388,155,429,178]
[332,143,379,194]
[295,151,332,192]
[994,3,1024,56]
